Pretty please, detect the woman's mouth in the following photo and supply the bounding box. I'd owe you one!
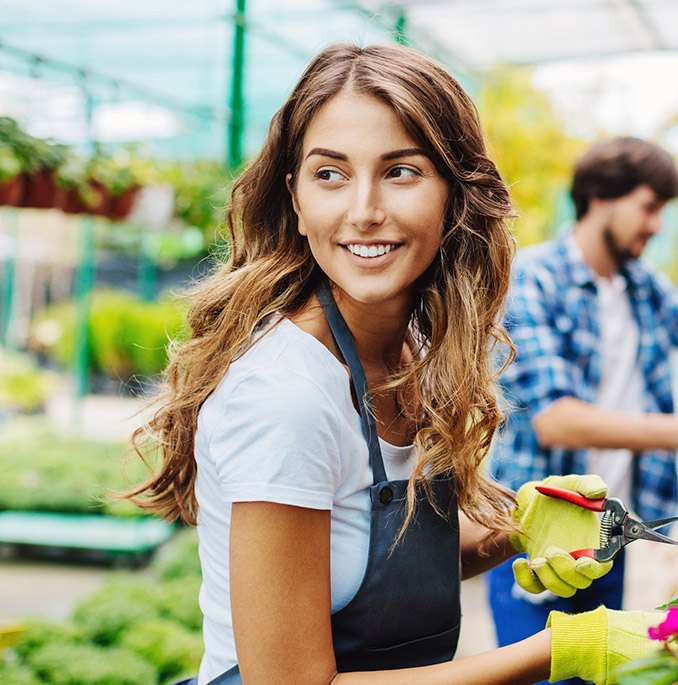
[344,243,401,258]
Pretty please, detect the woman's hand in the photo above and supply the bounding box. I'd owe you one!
[548,605,664,684]
[510,474,613,596]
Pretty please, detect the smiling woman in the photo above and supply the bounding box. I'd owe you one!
[121,43,667,685]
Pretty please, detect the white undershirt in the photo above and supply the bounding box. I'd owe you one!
[586,273,643,506]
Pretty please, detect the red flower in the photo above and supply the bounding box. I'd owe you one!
[648,607,678,641]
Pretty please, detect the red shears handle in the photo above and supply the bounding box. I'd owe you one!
[535,485,607,560]
[535,485,606,511]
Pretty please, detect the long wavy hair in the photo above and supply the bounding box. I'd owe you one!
[124,43,516,541]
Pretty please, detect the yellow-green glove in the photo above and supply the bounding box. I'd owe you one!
[548,605,664,684]
[510,474,613,597]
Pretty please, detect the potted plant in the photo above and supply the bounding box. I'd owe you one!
[0,144,23,206]
[54,152,102,215]
[21,139,69,209]
[87,150,149,220]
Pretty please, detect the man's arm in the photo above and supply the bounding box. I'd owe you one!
[533,396,678,450]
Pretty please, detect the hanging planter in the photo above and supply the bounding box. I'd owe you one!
[0,145,24,206]
[0,174,24,207]
[21,169,63,209]
[108,185,140,220]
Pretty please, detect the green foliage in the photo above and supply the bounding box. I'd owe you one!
[121,618,203,681]
[159,576,203,631]
[31,289,188,380]
[0,660,45,685]
[5,531,202,684]
[152,527,201,581]
[72,578,163,645]
[478,68,586,247]
[616,650,678,685]
[26,642,157,685]
[0,416,144,516]
[0,349,56,413]
[658,593,678,610]
[0,144,22,182]
[161,160,233,242]
[13,620,83,660]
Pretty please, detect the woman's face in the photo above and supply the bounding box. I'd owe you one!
[289,90,449,313]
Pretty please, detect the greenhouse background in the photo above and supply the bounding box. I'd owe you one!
[1,2,677,683]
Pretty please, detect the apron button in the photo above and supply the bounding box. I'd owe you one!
[379,486,394,504]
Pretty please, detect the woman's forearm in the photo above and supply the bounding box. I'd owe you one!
[334,629,551,685]
[459,510,516,579]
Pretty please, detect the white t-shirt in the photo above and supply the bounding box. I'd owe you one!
[194,317,415,683]
[586,273,643,506]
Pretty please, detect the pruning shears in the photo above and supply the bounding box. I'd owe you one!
[535,485,678,562]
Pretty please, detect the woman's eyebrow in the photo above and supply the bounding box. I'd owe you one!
[305,147,428,162]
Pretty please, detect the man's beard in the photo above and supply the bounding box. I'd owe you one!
[602,225,637,266]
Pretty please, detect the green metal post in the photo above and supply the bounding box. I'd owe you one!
[74,216,95,398]
[138,236,157,302]
[228,0,246,170]
[393,9,407,45]
[0,208,18,348]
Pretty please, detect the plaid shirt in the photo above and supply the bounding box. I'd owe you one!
[491,234,678,521]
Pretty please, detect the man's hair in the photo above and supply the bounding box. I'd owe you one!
[571,137,678,220]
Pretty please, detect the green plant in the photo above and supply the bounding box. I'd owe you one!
[26,642,157,685]
[0,416,145,516]
[0,661,44,685]
[30,289,189,381]
[0,349,56,413]
[13,619,83,660]
[152,527,201,581]
[121,618,203,681]
[0,117,42,174]
[0,144,22,182]
[72,578,163,645]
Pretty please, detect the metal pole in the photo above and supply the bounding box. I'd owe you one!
[228,0,246,170]
[0,208,18,348]
[393,9,408,45]
[74,216,95,398]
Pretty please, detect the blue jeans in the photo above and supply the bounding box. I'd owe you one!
[487,551,625,685]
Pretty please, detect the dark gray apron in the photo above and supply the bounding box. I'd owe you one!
[185,285,461,685]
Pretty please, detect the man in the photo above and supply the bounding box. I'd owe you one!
[488,137,678,684]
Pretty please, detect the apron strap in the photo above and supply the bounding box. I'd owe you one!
[316,283,388,485]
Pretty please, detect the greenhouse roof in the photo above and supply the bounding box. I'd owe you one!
[0,0,676,160]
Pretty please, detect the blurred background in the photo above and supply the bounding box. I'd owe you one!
[0,2,677,683]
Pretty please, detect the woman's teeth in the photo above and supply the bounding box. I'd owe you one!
[346,244,397,258]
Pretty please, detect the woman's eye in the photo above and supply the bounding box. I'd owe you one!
[387,166,419,180]
[315,169,343,182]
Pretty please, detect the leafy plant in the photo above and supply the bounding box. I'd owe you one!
[0,144,22,182]
[120,618,203,681]
[26,642,157,685]
[0,416,145,516]
[0,349,56,413]
[30,289,189,382]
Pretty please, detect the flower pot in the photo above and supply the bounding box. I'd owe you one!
[108,186,139,220]
[21,170,63,209]
[58,181,110,216]
[0,175,24,206]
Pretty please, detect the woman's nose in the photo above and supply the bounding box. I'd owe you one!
[346,180,386,230]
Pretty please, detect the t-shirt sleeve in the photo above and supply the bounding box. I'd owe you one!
[500,265,582,417]
[206,367,343,510]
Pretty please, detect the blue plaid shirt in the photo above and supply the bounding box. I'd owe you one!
[491,234,678,521]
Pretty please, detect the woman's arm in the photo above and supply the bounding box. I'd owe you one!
[458,510,516,579]
[230,501,548,685]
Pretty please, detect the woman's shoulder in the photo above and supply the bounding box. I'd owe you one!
[204,317,349,417]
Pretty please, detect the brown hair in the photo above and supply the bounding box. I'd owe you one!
[124,43,516,542]
[571,136,678,220]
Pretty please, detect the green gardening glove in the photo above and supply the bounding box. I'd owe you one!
[548,605,664,684]
[510,474,613,597]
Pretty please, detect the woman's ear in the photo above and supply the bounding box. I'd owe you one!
[286,173,300,214]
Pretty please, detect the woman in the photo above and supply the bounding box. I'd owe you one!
[126,43,662,685]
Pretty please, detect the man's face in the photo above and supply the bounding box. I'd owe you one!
[601,184,666,265]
